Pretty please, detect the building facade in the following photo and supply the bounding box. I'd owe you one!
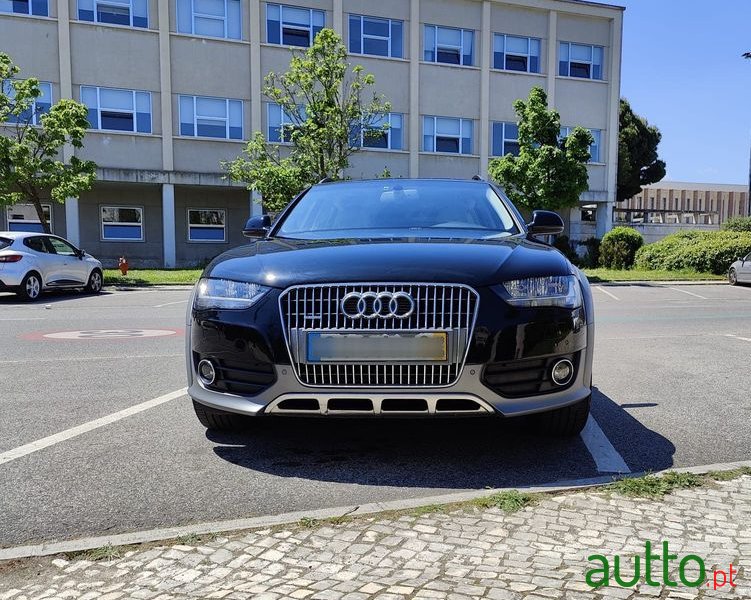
[2,0,623,267]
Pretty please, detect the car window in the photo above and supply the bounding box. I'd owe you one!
[47,237,78,256]
[0,237,12,250]
[745,252,751,261]
[23,237,49,253]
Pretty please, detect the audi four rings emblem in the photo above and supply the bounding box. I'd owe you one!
[341,291,415,319]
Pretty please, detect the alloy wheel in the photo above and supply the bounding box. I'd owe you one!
[26,275,41,299]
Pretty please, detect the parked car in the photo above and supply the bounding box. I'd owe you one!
[187,179,594,436]
[728,253,751,285]
[0,232,103,301]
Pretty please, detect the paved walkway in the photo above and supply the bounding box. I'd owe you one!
[1,477,749,600]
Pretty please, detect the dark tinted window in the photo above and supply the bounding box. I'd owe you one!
[23,237,49,253]
[0,237,12,250]
[277,181,519,238]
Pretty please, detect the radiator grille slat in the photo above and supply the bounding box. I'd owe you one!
[279,283,479,387]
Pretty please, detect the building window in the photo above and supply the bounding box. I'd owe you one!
[348,14,402,58]
[3,81,52,125]
[491,122,519,156]
[493,34,540,73]
[81,86,152,133]
[266,3,324,47]
[188,209,226,242]
[0,0,48,16]
[559,42,604,80]
[423,116,473,154]
[179,95,243,140]
[424,25,474,66]
[267,103,299,143]
[6,204,52,233]
[78,0,148,27]
[101,206,143,241]
[560,127,601,163]
[360,113,403,150]
[177,0,241,40]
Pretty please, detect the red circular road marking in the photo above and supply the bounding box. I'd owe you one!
[21,328,184,341]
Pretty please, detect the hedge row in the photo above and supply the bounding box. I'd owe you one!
[634,230,751,275]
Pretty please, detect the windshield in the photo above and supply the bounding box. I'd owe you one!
[275,180,520,239]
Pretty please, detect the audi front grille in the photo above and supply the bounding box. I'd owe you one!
[278,283,480,387]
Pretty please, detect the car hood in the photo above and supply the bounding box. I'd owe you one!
[204,236,571,288]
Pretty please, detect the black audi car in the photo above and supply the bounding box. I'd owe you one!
[187,179,594,436]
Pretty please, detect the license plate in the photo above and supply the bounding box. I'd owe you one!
[306,332,448,363]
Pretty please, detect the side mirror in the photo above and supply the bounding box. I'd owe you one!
[526,210,564,236]
[243,215,271,238]
[77,249,86,259]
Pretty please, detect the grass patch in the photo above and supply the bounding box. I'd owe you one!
[103,269,202,286]
[707,467,751,481]
[410,504,446,517]
[298,517,319,528]
[64,543,131,562]
[175,533,202,545]
[584,268,724,283]
[473,490,539,513]
[611,471,705,499]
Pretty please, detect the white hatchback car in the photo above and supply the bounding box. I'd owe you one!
[0,231,103,301]
[729,252,751,286]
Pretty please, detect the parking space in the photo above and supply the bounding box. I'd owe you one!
[0,283,750,547]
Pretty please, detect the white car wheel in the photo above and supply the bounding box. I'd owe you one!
[19,272,42,301]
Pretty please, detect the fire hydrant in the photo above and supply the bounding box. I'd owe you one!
[118,256,129,276]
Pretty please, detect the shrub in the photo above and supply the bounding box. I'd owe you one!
[722,216,751,232]
[599,226,644,269]
[634,230,751,274]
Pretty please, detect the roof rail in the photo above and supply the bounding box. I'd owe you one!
[318,177,335,184]
[471,174,485,181]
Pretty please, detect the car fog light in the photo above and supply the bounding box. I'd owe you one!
[198,359,216,385]
[551,359,574,386]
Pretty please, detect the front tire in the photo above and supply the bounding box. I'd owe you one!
[17,272,42,302]
[192,399,251,432]
[728,268,738,286]
[535,395,591,437]
[84,269,103,294]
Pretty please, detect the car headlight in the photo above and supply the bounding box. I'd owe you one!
[193,278,270,310]
[496,275,582,308]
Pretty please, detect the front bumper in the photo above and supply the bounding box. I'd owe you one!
[187,283,594,418]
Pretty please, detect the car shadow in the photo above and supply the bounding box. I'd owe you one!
[0,289,114,305]
[206,387,675,490]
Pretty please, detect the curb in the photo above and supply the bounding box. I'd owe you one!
[2,459,750,562]
[103,284,195,291]
[590,280,726,287]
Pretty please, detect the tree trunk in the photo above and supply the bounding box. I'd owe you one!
[29,193,51,234]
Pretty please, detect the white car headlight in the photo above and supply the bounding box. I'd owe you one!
[497,275,582,308]
[193,278,270,310]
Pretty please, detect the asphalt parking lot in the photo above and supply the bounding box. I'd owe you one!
[0,283,750,548]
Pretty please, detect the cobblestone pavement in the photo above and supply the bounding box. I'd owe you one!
[1,477,749,600]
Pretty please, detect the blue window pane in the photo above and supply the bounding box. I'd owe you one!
[79,8,95,20]
[529,55,539,73]
[592,64,602,80]
[492,123,503,156]
[180,121,194,136]
[132,0,147,25]
[132,14,147,27]
[506,123,518,139]
[424,26,435,62]
[461,137,471,154]
[229,126,242,140]
[506,54,527,71]
[493,52,504,69]
[364,129,388,148]
[177,0,192,33]
[9,222,44,233]
[363,37,388,57]
[11,0,29,13]
[103,224,142,239]
[227,0,241,39]
[348,15,361,53]
[136,112,151,133]
[570,62,590,78]
[390,125,402,150]
[312,9,323,27]
[437,137,459,153]
[437,48,460,65]
[462,30,473,65]
[391,21,402,58]
[363,17,388,37]
[36,101,51,117]
[197,121,227,137]
[268,126,282,142]
[101,111,134,131]
[190,227,224,241]
[283,27,310,46]
[559,60,569,77]
[98,4,130,25]
[423,135,434,152]
[86,108,98,128]
[31,0,47,14]
[312,24,323,42]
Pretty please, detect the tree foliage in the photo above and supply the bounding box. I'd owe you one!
[225,29,390,212]
[616,98,665,203]
[0,53,96,232]
[487,86,593,212]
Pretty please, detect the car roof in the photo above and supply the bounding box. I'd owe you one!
[314,178,489,186]
[0,231,54,240]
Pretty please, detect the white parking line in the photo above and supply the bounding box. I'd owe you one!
[0,353,183,365]
[594,286,620,301]
[154,300,188,308]
[580,415,630,474]
[0,388,186,467]
[669,287,708,300]
[725,333,751,342]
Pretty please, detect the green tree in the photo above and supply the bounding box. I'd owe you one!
[226,29,390,212]
[0,53,96,233]
[616,98,665,203]
[487,86,593,212]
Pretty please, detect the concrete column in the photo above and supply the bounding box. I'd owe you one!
[250,0,262,136]
[332,0,343,36]
[56,0,74,162]
[158,0,174,171]
[479,1,491,177]
[596,202,613,239]
[162,184,176,268]
[408,0,420,177]
[604,10,623,225]
[64,198,80,246]
[546,10,557,107]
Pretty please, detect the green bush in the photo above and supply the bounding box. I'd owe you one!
[599,226,644,269]
[722,216,751,232]
[634,230,751,275]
